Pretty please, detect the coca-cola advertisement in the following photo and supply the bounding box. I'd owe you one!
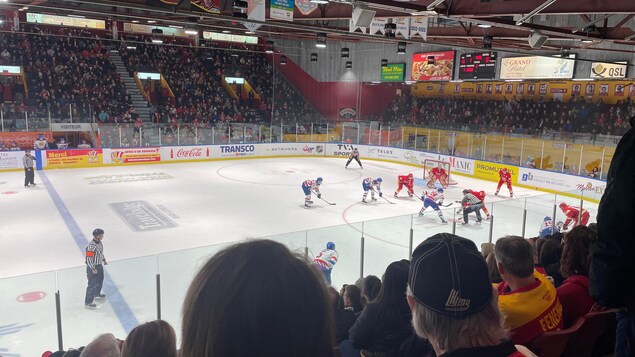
[162,146,211,161]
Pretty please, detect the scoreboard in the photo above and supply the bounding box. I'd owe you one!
[458,52,497,80]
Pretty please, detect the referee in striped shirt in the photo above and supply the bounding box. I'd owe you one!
[23,150,36,187]
[85,228,108,309]
[459,189,483,224]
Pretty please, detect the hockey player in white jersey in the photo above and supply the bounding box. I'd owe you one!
[419,188,448,224]
[301,177,322,207]
[313,242,338,285]
[362,177,382,203]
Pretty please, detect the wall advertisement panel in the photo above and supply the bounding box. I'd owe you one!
[0,151,24,170]
[103,148,161,164]
[45,149,102,169]
[518,167,605,196]
[473,160,519,182]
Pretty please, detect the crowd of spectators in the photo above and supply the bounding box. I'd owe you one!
[41,220,613,357]
[384,94,634,137]
[0,27,131,123]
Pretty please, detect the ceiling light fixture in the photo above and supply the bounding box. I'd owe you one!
[341,48,350,58]
[316,33,327,48]
[345,61,352,69]
[184,17,198,35]
[147,20,157,24]
[233,0,249,18]
[310,53,318,62]
[397,41,406,54]
[309,0,329,4]
[381,59,388,67]
[280,55,287,65]
[151,28,164,44]
[265,40,274,53]
[384,19,396,38]
[515,0,556,26]
[477,24,492,28]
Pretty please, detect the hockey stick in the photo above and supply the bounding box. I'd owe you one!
[319,197,336,205]
[372,189,395,204]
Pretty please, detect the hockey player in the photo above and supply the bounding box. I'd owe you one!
[313,241,338,286]
[495,167,514,197]
[467,189,491,219]
[345,148,363,169]
[427,163,449,189]
[418,188,447,224]
[394,173,415,198]
[362,177,382,203]
[459,189,483,224]
[559,202,590,230]
[301,177,323,207]
[57,138,69,150]
[538,216,557,238]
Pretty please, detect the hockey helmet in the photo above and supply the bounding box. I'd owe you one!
[326,242,336,250]
[316,177,323,183]
[92,228,104,236]
[544,216,552,222]
[502,167,508,171]
[559,202,567,210]
[437,187,444,193]
[462,189,469,194]
[408,173,414,179]
[375,177,382,183]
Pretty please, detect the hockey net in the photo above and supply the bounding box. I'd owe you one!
[423,159,459,185]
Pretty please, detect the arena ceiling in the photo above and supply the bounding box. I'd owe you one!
[3,0,635,55]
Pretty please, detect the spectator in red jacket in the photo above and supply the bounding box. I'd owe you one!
[557,226,596,328]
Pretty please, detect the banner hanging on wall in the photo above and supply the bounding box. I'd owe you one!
[295,0,318,15]
[590,62,628,79]
[381,63,405,82]
[500,56,575,79]
[270,0,294,21]
[411,51,455,81]
[410,17,428,41]
[244,0,265,32]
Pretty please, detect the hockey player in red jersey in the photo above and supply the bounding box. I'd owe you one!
[495,167,514,197]
[427,164,449,189]
[559,202,590,229]
[394,173,415,197]
[467,189,491,219]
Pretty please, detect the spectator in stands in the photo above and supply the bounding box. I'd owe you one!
[589,167,599,178]
[558,226,596,328]
[342,284,364,316]
[328,287,358,344]
[538,239,564,287]
[342,260,412,357]
[362,275,382,304]
[77,139,92,149]
[180,239,334,357]
[495,236,563,345]
[121,319,177,357]
[78,333,120,357]
[486,252,503,284]
[407,233,536,357]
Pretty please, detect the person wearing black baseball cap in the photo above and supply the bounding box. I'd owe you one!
[406,233,536,357]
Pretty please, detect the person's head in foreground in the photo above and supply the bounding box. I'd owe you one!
[121,319,176,357]
[180,239,335,357]
[407,233,535,356]
[79,333,120,357]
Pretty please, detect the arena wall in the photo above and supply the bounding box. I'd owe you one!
[0,142,605,202]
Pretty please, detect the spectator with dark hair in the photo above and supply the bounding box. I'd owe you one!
[407,233,536,357]
[342,260,412,357]
[558,226,596,328]
[121,319,176,357]
[495,236,563,345]
[180,239,335,357]
[328,287,357,344]
[486,252,503,284]
[343,284,364,316]
[538,239,564,287]
[362,275,382,304]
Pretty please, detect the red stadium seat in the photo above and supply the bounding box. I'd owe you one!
[528,316,584,357]
[562,309,617,357]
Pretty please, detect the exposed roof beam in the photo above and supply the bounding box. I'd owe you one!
[445,0,635,17]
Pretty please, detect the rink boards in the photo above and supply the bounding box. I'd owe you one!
[0,142,605,202]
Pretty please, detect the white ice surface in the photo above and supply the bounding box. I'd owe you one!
[0,158,597,356]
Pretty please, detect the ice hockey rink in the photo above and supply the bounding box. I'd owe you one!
[0,157,598,356]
